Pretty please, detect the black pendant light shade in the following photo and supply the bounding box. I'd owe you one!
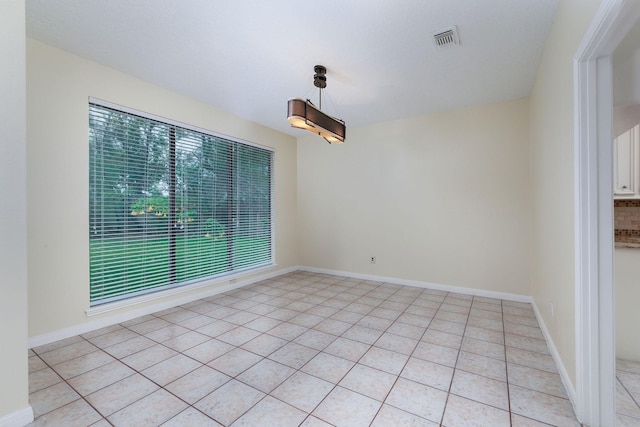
[287,98,346,144]
[287,65,346,144]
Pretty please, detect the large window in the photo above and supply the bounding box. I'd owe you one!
[89,100,273,305]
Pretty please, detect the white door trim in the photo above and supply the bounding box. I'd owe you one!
[574,0,640,425]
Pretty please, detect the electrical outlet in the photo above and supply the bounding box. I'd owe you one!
[370,256,376,264]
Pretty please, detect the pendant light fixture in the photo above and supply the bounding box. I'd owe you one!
[287,65,346,144]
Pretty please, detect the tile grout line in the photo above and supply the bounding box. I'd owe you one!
[292,279,414,426]
[616,372,640,418]
[501,298,513,427]
[27,272,587,427]
[31,337,118,426]
[189,276,372,426]
[360,284,441,426]
[88,321,223,426]
[52,307,239,425]
[438,292,472,427]
[269,277,387,425]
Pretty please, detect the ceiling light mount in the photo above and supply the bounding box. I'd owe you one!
[287,65,346,144]
[313,65,327,89]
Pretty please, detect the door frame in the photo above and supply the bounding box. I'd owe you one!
[574,0,640,425]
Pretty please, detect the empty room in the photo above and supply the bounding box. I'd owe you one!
[2,0,639,426]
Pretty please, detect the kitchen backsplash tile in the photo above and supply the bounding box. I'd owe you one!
[614,200,640,247]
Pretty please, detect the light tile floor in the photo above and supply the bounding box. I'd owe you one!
[27,271,584,426]
[616,358,640,426]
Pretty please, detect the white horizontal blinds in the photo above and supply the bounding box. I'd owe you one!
[232,144,272,270]
[89,106,173,303]
[172,130,233,282]
[89,102,273,305]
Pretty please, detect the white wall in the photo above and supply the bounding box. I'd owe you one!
[0,0,32,425]
[613,104,640,137]
[615,248,640,361]
[614,48,640,108]
[529,0,601,387]
[297,98,531,296]
[26,39,298,340]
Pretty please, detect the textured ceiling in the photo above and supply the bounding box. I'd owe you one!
[26,0,559,138]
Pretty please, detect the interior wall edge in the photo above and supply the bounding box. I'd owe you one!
[28,266,298,349]
[29,264,535,350]
[531,299,578,421]
[85,265,281,318]
[299,266,533,303]
[0,406,34,427]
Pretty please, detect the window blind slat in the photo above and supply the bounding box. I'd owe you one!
[89,102,273,305]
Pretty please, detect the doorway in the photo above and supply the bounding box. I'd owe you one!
[575,0,640,425]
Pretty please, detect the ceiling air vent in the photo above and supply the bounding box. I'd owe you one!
[433,26,460,48]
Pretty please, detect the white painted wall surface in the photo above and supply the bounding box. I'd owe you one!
[613,104,640,137]
[529,0,601,387]
[26,39,298,339]
[297,98,531,296]
[614,49,640,108]
[0,0,33,425]
[615,248,640,361]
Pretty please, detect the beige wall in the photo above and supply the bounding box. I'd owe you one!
[0,0,31,422]
[27,39,298,339]
[615,248,640,361]
[529,0,602,386]
[614,48,640,108]
[297,98,531,296]
[613,104,640,137]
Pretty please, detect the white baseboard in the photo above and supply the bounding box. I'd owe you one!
[299,266,532,303]
[302,266,578,414]
[26,264,578,423]
[28,266,297,349]
[29,265,532,349]
[531,300,577,410]
[0,406,33,427]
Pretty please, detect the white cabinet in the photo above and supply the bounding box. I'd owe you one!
[614,125,640,198]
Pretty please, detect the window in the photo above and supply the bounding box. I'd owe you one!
[89,100,273,305]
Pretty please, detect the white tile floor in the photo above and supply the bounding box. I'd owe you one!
[27,271,585,426]
[616,359,640,426]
